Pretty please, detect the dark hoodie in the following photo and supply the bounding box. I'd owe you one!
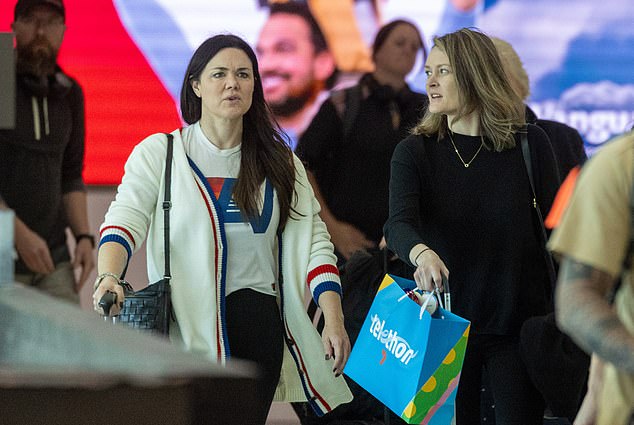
[0,66,85,272]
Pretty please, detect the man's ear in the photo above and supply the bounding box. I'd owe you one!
[313,50,336,82]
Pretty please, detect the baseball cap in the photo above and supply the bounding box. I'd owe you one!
[14,0,65,21]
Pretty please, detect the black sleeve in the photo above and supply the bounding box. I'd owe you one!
[61,79,86,194]
[535,119,587,178]
[384,136,425,266]
[554,122,588,176]
[569,126,588,167]
[295,99,343,177]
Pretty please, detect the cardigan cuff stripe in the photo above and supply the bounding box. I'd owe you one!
[100,225,136,248]
[312,281,343,305]
[307,264,339,286]
[98,234,132,260]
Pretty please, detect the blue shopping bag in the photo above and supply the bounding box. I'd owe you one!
[344,274,470,424]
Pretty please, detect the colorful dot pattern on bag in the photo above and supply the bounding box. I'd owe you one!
[422,376,437,392]
[403,400,417,418]
[401,325,470,424]
[443,348,456,364]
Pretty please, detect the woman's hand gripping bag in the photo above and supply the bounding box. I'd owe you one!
[344,274,470,425]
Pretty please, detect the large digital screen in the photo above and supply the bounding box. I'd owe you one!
[1,0,633,184]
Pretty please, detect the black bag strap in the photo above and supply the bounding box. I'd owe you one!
[162,133,174,280]
[520,129,558,292]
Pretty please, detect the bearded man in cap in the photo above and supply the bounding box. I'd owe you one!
[0,0,94,303]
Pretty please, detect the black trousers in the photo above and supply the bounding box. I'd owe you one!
[456,334,544,425]
[226,288,284,425]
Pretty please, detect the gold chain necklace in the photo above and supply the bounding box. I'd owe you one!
[448,131,484,168]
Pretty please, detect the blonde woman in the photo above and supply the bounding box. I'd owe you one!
[384,28,560,424]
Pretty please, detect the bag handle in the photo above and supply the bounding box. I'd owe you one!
[162,133,174,280]
[441,275,451,312]
[520,129,557,293]
[397,289,437,320]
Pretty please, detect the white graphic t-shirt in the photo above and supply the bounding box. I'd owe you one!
[183,123,279,296]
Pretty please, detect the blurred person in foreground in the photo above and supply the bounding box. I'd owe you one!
[549,129,634,425]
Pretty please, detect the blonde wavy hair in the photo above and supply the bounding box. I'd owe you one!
[413,28,525,151]
[491,37,530,100]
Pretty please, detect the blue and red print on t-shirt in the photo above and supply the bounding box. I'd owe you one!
[206,177,274,234]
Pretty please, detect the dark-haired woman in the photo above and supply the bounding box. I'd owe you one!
[92,34,352,424]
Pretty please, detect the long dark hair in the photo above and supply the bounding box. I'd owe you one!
[180,34,297,229]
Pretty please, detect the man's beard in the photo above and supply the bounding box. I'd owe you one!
[16,36,58,78]
[269,87,315,118]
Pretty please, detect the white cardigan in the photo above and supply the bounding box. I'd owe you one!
[100,127,352,414]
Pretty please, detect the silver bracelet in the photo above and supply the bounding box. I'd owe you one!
[413,248,431,266]
[94,272,121,291]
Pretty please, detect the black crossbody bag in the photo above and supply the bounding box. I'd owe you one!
[518,128,590,421]
[99,133,174,336]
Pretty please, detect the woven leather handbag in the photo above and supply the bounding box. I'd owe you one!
[99,133,174,336]
[114,278,172,336]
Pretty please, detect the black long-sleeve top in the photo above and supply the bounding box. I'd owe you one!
[297,75,427,245]
[384,124,560,335]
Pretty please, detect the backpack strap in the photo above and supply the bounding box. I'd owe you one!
[342,84,362,139]
[329,84,363,141]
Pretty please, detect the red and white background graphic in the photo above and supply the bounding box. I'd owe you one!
[1,0,181,184]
